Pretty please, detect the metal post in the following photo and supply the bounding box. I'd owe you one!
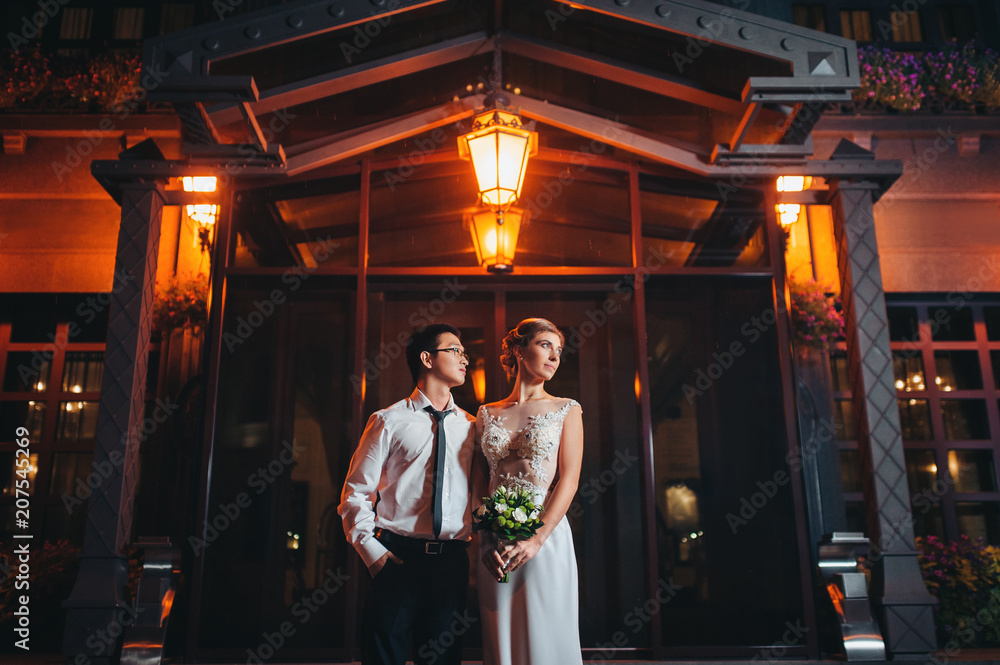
[63,181,166,665]
[828,178,937,657]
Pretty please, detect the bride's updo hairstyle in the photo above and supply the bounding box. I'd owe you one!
[500,318,565,380]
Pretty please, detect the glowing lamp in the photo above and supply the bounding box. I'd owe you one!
[182,176,218,227]
[467,209,524,272]
[458,99,537,213]
[776,203,802,227]
[182,176,217,192]
[776,176,813,192]
[472,358,486,403]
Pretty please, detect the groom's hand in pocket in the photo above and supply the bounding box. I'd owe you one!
[369,551,404,578]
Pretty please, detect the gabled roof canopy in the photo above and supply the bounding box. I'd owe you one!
[143,0,862,174]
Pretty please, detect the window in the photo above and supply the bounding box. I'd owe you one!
[0,299,110,544]
[938,5,977,42]
[835,301,1000,544]
[161,3,195,35]
[113,8,145,40]
[793,4,827,32]
[890,11,923,42]
[59,8,93,40]
[840,9,873,41]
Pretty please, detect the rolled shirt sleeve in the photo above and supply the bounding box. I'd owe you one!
[338,412,390,568]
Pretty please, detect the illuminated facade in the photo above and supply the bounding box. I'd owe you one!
[2,0,1000,661]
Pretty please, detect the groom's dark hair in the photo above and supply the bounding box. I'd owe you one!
[406,323,462,384]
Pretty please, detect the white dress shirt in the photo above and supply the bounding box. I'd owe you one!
[339,387,476,567]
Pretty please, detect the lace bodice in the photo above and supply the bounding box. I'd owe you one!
[478,399,581,496]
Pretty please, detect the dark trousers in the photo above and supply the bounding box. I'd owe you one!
[362,535,470,665]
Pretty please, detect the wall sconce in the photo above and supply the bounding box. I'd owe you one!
[776,176,813,192]
[182,176,218,252]
[775,176,812,227]
[776,203,802,227]
[467,208,525,273]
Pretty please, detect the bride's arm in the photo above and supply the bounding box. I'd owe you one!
[472,407,506,578]
[502,402,583,572]
[471,408,490,506]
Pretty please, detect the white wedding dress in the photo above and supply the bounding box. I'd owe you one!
[476,399,584,665]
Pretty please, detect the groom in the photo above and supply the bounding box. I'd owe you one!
[339,323,476,665]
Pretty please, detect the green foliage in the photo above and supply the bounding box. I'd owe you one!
[788,279,843,349]
[153,275,209,333]
[917,535,1000,647]
[855,41,1000,112]
[856,47,925,111]
[473,486,545,542]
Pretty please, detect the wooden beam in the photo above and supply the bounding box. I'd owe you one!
[727,101,761,153]
[510,93,714,176]
[283,96,483,176]
[502,33,746,116]
[208,33,491,126]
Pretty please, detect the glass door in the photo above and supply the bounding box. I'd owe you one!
[360,283,647,659]
[505,289,647,654]
[645,276,807,652]
[195,277,356,659]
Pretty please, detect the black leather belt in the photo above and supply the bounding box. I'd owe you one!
[376,529,469,555]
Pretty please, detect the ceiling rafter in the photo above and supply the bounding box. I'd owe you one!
[206,33,493,127]
[550,0,858,82]
[510,92,713,176]
[500,33,746,116]
[143,0,451,78]
[284,95,485,175]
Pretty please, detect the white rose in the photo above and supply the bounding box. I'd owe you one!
[533,494,545,506]
[495,503,508,514]
[497,486,507,496]
[529,510,539,521]
[512,507,528,523]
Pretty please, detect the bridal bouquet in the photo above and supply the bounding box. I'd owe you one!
[473,486,545,582]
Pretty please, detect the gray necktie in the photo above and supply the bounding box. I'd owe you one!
[424,406,450,538]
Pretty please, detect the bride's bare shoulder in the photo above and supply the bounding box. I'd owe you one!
[481,399,516,415]
[552,396,581,411]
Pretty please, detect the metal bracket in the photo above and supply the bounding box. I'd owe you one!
[818,532,886,661]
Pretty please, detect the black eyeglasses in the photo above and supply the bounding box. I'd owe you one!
[430,347,469,361]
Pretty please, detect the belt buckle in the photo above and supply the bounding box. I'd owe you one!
[424,541,443,555]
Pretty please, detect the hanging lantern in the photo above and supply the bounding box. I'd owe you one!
[467,209,525,272]
[458,97,537,213]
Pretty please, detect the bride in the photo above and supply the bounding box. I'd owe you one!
[475,318,584,665]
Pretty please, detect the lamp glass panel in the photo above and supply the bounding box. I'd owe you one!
[497,216,520,264]
[496,129,529,195]
[467,132,501,197]
[470,213,498,264]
